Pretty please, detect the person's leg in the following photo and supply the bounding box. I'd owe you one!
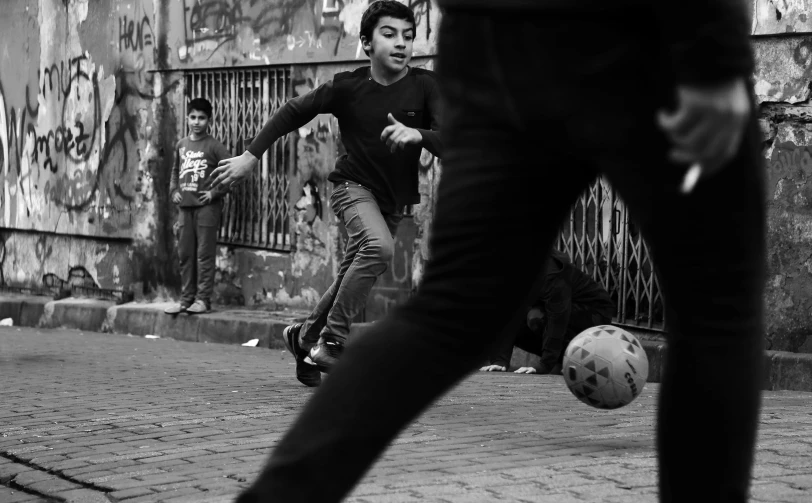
[560,22,764,496]
[597,115,765,502]
[298,185,361,350]
[236,11,599,503]
[317,183,399,344]
[193,202,222,310]
[178,208,198,307]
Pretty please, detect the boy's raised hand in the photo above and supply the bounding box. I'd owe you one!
[381,113,422,153]
[212,151,258,189]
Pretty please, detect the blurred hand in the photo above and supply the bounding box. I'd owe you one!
[479,365,507,372]
[199,191,213,204]
[657,77,751,181]
[381,113,422,153]
[212,151,258,189]
[514,367,537,374]
[172,192,182,204]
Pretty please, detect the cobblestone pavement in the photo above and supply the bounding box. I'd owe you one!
[1,327,811,503]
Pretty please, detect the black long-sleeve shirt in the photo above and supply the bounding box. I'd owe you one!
[246,66,442,213]
[437,0,754,86]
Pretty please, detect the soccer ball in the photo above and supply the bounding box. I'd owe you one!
[562,325,648,410]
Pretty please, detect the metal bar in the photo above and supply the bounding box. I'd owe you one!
[261,69,270,247]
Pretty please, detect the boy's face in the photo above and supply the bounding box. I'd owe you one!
[363,16,414,75]
[187,109,210,135]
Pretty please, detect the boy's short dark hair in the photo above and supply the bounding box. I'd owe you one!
[360,1,416,56]
[188,98,213,119]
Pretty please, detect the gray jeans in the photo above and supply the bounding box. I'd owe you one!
[300,182,402,347]
[178,202,222,307]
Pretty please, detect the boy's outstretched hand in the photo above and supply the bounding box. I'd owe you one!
[199,191,213,204]
[212,152,258,189]
[657,77,751,183]
[381,113,422,153]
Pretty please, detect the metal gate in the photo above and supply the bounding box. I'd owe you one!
[557,178,666,331]
[185,67,294,251]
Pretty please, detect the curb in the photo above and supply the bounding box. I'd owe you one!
[2,295,812,392]
[350,322,812,392]
[0,295,307,351]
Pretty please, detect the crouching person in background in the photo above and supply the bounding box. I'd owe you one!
[481,250,615,375]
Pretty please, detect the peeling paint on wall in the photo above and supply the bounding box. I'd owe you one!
[752,0,812,35]
[753,36,812,104]
[0,231,133,291]
[173,0,439,67]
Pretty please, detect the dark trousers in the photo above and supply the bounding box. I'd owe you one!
[178,202,221,307]
[300,182,402,347]
[238,9,765,503]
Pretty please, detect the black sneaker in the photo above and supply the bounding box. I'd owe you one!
[308,339,344,373]
[281,324,321,387]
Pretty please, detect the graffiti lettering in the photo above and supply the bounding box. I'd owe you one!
[0,52,110,221]
[40,55,88,101]
[119,15,154,52]
[35,55,102,179]
[181,0,437,61]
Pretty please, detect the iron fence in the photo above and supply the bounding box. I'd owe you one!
[185,67,294,251]
[557,178,666,332]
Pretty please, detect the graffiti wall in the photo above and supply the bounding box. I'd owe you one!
[0,0,119,236]
[171,0,439,67]
[0,0,171,292]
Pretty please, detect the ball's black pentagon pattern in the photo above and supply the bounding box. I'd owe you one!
[562,325,649,410]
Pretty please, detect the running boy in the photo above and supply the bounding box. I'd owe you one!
[211,1,442,386]
[166,98,231,315]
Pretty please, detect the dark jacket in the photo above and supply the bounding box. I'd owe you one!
[436,0,754,86]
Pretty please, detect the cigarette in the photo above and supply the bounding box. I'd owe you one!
[680,163,702,195]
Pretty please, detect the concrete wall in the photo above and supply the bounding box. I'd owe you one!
[0,0,439,316]
[0,0,173,293]
[753,1,812,352]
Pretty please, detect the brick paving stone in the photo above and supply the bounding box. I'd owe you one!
[0,486,49,502]
[57,488,112,503]
[109,487,157,500]
[772,474,812,490]
[161,491,236,503]
[750,482,812,501]
[25,477,84,494]
[3,327,812,502]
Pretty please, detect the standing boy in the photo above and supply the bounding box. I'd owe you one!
[212,1,442,387]
[166,98,231,315]
[232,1,766,503]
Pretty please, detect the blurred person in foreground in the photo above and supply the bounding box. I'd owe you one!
[236,1,764,502]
